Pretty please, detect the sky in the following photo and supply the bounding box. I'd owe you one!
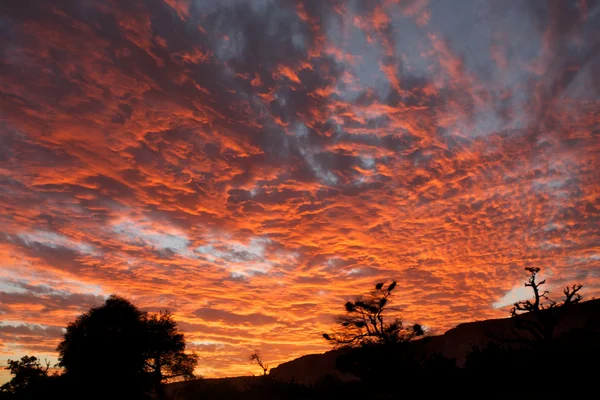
[0,0,599,380]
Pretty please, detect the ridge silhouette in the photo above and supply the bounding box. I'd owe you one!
[2,268,598,400]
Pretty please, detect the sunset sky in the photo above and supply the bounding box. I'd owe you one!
[1,0,599,381]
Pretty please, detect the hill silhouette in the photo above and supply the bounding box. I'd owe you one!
[167,298,600,398]
[270,298,600,383]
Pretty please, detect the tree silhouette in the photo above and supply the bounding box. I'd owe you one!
[323,281,423,347]
[321,281,427,397]
[57,295,149,399]
[0,356,51,399]
[145,311,199,400]
[509,267,583,343]
[249,351,268,376]
[466,267,589,376]
[57,295,197,400]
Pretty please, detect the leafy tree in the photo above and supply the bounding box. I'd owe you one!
[248,351,268,376]
[57,295,198,400]
[0,356,50,398]
[57,295,149,399]
[509,267,583,343]
[145,311,199,399]
[323,281,423,347]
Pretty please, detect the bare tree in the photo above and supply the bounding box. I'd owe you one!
[249,351,268,376]
[323,281,423,347]
[509,267,583,343]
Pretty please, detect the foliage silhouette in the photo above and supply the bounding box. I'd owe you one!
[145,311,199,399]
[0,356,54,399]
[57,295,149,399]
[323,281,423,347]
[57,295,197,400]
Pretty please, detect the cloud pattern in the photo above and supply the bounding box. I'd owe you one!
[1,0,599,378]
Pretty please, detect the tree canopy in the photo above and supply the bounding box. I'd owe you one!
[56,295,197,400]
[0,356,52,399]
[57,295,149,394]
[145,311,199,399]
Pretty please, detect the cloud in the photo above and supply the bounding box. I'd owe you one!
[193,308,278,326]
[194,236,278,277]
[112,219,190,254]
[0,0,599,379]
[17,231,95,254]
